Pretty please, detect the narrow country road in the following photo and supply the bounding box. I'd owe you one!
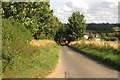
[47,46,119,78]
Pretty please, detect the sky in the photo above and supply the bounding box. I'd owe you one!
[50,0,119,23]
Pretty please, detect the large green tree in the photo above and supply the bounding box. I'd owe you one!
[68,11,87,40]
[54,12,87,45]
[2,2,60,39]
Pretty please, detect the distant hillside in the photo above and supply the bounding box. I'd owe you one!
[86,23,119,33]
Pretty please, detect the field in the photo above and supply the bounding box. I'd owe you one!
[70,40,120,70]
[70,40,119,49]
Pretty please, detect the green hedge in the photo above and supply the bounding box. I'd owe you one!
[2,19,32,42]
[2,19,60,78]
[2,19,32,72]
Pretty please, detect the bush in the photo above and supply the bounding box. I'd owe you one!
[109,37,119,41]
[100,33,119,41]
[2,19,32,71]
[2,19,32,42]
[2,19,60,78]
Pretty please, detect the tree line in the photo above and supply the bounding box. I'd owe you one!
[55,12,87,45]
[87,23,119,33]
[86,23,120,41]
[2,2,61,40]
[2,2,87,45]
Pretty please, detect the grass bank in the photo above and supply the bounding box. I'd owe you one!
[2,19,60,78]
[69,40,120,70]
[3,40,60,78]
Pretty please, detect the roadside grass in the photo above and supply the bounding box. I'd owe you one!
[3,40,60,78]
[2,19,60,78]
[69,40,120,70]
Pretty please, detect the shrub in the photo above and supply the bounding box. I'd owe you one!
[2,19,32,71]
[2,19,60,77]
[2,19,32,42]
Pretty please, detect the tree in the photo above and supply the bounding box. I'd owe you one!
[54,23,75,45]
[2,2,60,40]
[54,12,87,45]
[68,12,87,40]
[54,22,65,45]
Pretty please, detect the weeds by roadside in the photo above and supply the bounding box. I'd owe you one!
[69,40,120,70]
[2,19,60,78]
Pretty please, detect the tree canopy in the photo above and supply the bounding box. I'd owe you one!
[68,12,87,39]
[2,2,87,45]
[54,12,87,45]
[2,2,60,39]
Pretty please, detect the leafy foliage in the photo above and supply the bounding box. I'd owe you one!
[68,12,87,39]
[87,23,117,33]
[2,2,60,39]
[2,19,32,72]
[86,23,120,41]
[2,19,32,43]
[54,12,87,45]
[2,19,60,77]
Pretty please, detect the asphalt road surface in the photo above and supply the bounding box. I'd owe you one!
[47,46,119,78]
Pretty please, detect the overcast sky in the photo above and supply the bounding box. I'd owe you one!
[50,0,119,23]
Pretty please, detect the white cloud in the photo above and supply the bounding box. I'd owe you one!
[69,0,89,10]
[62,5,72,12]
[51,0,118,23]
[85,2,118,23]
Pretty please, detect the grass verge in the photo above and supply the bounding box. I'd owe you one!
[3,40,60,78]
[69,41,120,71]
[2,19,60,78]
